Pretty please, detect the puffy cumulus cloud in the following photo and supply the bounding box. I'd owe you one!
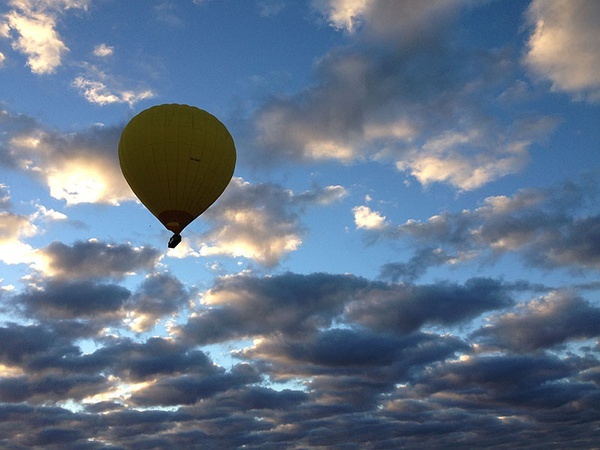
[178,273,514,348]
[178,272,372,345]
[472,291,600,353]
[253,5,553,190]
[37,239,161,280]
[0,211,39,265]
[0,187,70,268]
[0,111,133,204]
[129,363,262,407]
[0,271,598,447]
[239,329,467,406]
[14,279,130,322]
[126,273,191,332]
[525,0,600,102]
[89,337,217,382]
[361,177,600,272]
[397,131,531,191]
[195,178,347,267]
[353,204,387,230]
[8,273,190,337]
[0,0,89,74]
[345,277,514,334]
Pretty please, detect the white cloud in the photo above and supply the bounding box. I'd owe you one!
[182,178,347,267]
[353,205,387,230]
[0,211,43,266]
[525,0,600,102]
[1,112,134,205]
[396,131,530,191]
[93,43,113,57]
[72,66,155,106]
[312,0,372,32]
[0,0,89,74]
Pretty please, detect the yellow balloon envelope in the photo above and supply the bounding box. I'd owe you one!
[119,104,236,247]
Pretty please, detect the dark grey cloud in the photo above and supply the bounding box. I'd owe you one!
[409,352,599,414]
[346,277,513,334]
[130,363,262,407]
[126,272,191,332]
[378,247,457,283]
[240,329,468,409]
[92,337,217,382]
[0,373,108,404]
[40,240,161,280]
[14,279,130,321]
[472,291,600,352]
[180,273,514,348]
[1,264,597,448]
[0,323,75,368]
[365,177,600,272]
[179,272,372,344]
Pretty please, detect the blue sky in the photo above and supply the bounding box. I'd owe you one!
[1,0,600,448]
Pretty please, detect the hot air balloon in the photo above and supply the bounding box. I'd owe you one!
[118,104,236,248]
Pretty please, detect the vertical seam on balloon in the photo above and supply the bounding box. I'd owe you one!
[174,104,180,210]
[192,114,216,215]
[152,109,164,213]
[183,105,192,213]
[187,110,208,215]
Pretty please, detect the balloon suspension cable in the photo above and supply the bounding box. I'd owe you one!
[168,233,182,248]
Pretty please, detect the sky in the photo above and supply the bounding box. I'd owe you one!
[0,0,599,448]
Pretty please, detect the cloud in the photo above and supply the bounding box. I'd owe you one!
[194,178,347,267]
[353,204,387,230]
[153,2,184,27]
[359,177,600,271]
[257,0,286,17]
[0,111,133,204]
[89,337,217,382]
[0,0,89,74]
[0,269,598,447]
[37,239,161,280]
[396,131,531,191]
[312,0,372,33]
[72,66,155,106]
[525,0,600,102]
[178,272,371,345]
[126,273,191,332]
[252,3,553,190]
[378,247,462,283]
[178,272,513,348]
[92,43,113,57]
[0,184,11,210]
[472,290,600,352]
[130,363,261,406]
[0,211,39,266]
[14,279,130,321]
[313,0,471,41]
[345,277,514,334]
